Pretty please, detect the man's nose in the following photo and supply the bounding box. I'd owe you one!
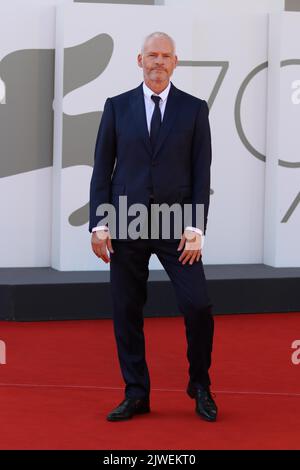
[155,55,164,64]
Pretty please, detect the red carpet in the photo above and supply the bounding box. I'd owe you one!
[0,312,300,449]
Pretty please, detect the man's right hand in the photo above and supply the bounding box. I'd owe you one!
[91,230,114,263]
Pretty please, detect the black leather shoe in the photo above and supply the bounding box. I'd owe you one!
[187,383,218,422]
[106,397,150,422]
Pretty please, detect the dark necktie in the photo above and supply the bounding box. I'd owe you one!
[150,95,162,150]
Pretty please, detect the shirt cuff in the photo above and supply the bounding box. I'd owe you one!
[92,226,109,232]
[185,226,203,236]
[185,226,205,249]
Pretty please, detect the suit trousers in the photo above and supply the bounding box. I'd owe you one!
[109,207,214,399]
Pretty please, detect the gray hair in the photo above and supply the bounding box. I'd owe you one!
[141,32,176,54]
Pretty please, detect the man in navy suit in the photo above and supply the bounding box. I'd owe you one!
[89,32,217,422]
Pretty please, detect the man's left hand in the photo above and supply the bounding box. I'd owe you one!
[177,229,202,265]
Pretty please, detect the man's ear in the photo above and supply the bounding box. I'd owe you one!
[137,53,143,68]
[174,55,178,68]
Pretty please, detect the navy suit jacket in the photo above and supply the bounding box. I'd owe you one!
[89,82,212,239]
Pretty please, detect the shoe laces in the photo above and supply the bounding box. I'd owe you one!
[204,391,217,411]
[117,398,131,411]
[198,389,216,406]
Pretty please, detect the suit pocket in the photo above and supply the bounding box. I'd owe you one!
[171,128,193,141]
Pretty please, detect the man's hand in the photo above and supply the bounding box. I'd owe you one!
[91,230,114,263]
[177,229,202,265]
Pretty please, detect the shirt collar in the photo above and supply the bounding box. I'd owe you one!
[143,81,171,103]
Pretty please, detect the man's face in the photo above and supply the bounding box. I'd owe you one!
[137,37,178,84]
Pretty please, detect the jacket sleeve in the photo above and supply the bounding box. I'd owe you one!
[89,98,116,232]
[191,100,212,235]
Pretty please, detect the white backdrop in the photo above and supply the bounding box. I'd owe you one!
[0,4,57,267]
[0,1,299,269]
[52,3,269,269]
[264,12,300,266]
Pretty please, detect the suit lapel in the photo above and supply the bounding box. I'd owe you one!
[130,82,181,158]
[130,83,152,156]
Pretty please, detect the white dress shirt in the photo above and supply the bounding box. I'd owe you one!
[143,81,170,132]
[92,82,204,249]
